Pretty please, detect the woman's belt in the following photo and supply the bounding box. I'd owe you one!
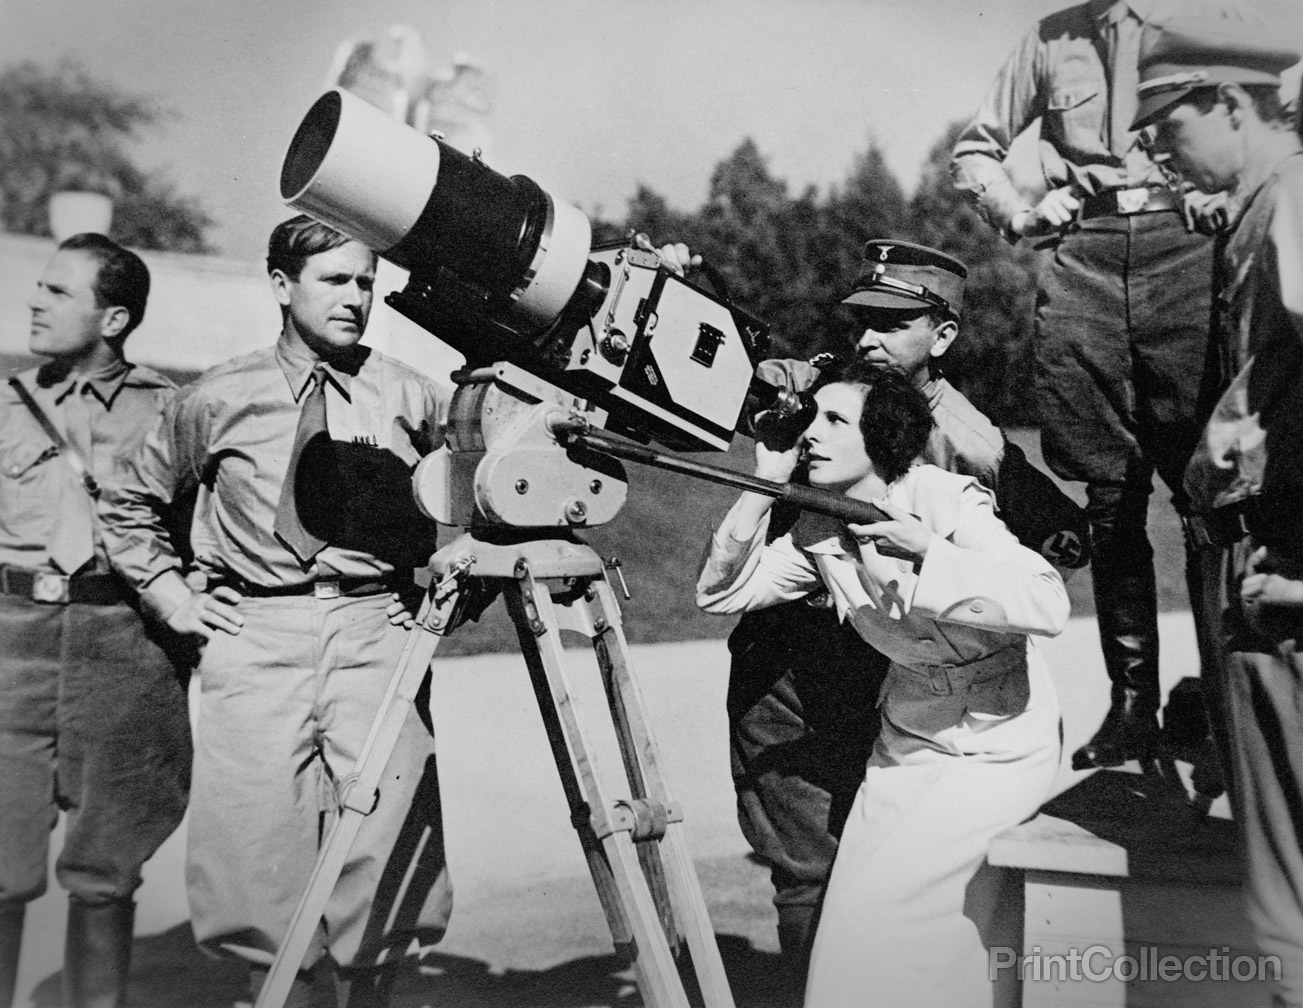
[894,642,1027,697]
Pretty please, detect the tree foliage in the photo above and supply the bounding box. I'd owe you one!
[0,60,215,253]
[614,125,1038,424]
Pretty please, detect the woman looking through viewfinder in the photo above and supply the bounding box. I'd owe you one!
[697,359,1068,1007]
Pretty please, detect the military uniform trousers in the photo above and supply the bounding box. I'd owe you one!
[0,593,191,907]
[805,652,1061,1008]
[187,591,452,970]
[1223,540,1303,1007]
[727,599,887,948]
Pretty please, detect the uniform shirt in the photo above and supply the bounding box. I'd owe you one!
[951,0,1264,236]
[0,360,174,575]
[1185,139,1303,522]
[101,334,449,619]
[698,465,1069,734]
[924,375,1004,489]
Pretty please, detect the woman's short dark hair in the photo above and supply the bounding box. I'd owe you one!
[58,233,150,339]
[809,358,934,484]
[266,214,369,279]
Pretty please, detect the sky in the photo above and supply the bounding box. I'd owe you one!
[2,0,1301,263]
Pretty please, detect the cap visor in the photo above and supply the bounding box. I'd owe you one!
[1131,85,1194,131]
[841,289,930,311]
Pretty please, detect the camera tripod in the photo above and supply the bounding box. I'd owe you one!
[254,530,735,1008]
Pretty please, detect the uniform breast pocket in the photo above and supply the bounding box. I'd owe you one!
[0,441,59,533]
[1047,86,1104,152]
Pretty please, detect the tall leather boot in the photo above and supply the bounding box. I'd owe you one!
[1072,485,1163,771]
[0,902,24,1008]
[63,897,134,1008]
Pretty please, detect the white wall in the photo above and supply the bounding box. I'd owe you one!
[0,233,464,385]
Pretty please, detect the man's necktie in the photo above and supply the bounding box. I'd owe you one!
[1109,6,1144,160]
[274,365,330,563]
[48,381,96,576]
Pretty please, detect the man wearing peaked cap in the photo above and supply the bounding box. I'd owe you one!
[952,0,1269,784]
[722,236,1087,986]
[840,239,967,318]
[1136,16,1303,1006]
[1132,16,1299,132]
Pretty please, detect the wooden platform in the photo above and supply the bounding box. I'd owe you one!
[989,766,1275,1008]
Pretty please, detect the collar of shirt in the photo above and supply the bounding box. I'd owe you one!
[37,357,133,408]
[923,376,944,411]
[1227,135,1303,224]
[1095,0,1158,24]
[274,333,368,403]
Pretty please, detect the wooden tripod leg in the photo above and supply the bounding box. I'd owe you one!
[253,586,455,1008]
[502,570,695,1008]
[593,600,678,952]
[587,578,737,1008]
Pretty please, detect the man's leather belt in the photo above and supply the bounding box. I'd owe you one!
[1079,185,1179,220]
[0,565,131,605]
[218,575,404,599]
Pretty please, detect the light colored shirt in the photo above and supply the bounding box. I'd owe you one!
[698,465,1069,729]
[100,334,450,618]
[951,0,1266,236]
[0,360,174,574]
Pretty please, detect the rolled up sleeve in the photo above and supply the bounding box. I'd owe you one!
[951,26,1046,236]
[99,390,207,620]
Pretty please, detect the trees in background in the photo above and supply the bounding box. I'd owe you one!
[0,61,215,253]
[607,122,1039,426]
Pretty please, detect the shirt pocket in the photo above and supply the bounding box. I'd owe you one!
[0,440,59,535]
[1045,85,1105,154]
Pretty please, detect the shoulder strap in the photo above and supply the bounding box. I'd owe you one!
[7,376,100,498]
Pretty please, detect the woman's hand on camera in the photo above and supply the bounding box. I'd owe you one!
[752,412,802,483]
[848,500,932,560]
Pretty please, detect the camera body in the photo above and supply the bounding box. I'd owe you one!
[281,88,769,460]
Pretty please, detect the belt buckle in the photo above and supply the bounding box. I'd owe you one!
[314,580,342,599]
[32,572,71,604]
[1116,187,1150,214]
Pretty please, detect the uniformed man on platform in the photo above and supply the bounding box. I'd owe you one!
[722,239,1086,980]
[0,234,191,1008]
[100,215,453,1008]
[951,0,1265,775]
[1133,17,1303,1002]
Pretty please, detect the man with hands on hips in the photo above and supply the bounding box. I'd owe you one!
[100,214,453,1008]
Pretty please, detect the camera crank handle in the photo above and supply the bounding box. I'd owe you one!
[604,557,631,600]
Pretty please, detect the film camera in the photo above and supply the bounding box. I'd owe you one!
[280,88,778,530]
